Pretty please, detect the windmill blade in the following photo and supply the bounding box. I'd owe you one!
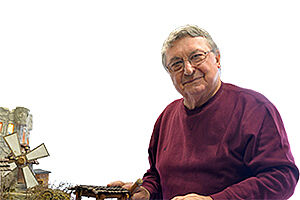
[25,143,49,161]
[8,162,17,171]
[22,165,39,188]
[3,162,18,176]
[3,133,22,157]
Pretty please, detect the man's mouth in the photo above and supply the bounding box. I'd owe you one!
[182,76,204,85]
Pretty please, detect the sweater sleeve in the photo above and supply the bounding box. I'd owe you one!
[142,113,163,200]
[211,104,299,200]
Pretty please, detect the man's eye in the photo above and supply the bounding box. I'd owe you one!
[171,61,183,67]
[170,61,183,70]
[191,53,205,61]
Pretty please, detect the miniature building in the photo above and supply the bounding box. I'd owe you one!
[0,107,11,157]
[33,169,51,186]
[12,107,32,148]
[0,107,32,159]
[0,107,50,191]
[0,107,33,178]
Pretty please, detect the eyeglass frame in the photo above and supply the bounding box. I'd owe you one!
[167,49,215,73]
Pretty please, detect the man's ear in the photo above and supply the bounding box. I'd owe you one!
[215,50,221,68]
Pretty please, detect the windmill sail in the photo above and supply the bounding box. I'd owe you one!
[8,162,17,171]
[3,162,18,176]
[3,133,22,157]
[26,143,49,161]
[22,165,39,188]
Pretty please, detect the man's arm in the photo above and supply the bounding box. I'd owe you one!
[142,113,164,199]
[210,104,299,199]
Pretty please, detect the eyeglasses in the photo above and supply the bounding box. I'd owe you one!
[167,49,214,72]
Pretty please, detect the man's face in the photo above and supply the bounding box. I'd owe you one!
[165,36,221,101]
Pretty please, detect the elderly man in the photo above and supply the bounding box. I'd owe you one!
[109,25,299,199]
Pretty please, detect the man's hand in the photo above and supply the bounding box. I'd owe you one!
[171,193,213,200]
[107,181,150,200]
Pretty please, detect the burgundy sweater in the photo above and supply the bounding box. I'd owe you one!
[142,82,298,200]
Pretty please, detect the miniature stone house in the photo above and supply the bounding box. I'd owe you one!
[0,107,32,159]
[0,107,11,157]
[33,169,51,186]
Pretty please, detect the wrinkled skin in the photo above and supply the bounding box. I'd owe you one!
[165,36,221,110]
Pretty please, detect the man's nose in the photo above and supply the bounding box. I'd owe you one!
[183,61,195,76]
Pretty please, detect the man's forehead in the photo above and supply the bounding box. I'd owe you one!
[165,36,210,59]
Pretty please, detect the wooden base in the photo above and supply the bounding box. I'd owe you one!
[71,185,130,200]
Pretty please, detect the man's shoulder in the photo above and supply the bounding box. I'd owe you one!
[222,83,282,126]
[222,82,271,105]
[153,99,183,126]
[163,98,183,112]
[155,99,183,119]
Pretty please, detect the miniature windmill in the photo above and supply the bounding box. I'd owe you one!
[3,132,49,188]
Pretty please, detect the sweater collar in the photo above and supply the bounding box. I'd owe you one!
[182,81,224,115]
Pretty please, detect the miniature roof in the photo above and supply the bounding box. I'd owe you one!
[33,169,51,174]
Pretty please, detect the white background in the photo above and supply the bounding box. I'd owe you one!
[1,0,299,199]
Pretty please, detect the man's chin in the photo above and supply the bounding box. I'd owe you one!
[183,84,206,95]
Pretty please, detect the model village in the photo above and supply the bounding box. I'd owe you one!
[0,107,141,200]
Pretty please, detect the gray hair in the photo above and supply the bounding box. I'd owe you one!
[161,25,219,71]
